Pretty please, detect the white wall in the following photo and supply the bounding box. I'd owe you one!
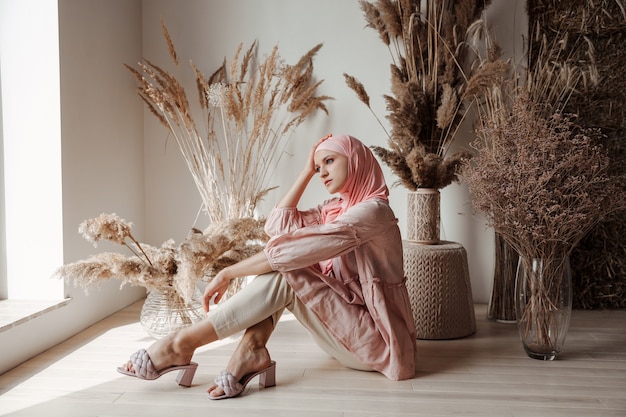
[141,0,528,303]
[59,0,147,302]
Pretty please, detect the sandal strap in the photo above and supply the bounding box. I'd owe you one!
[129,349,160,380]
[215,370,244,397]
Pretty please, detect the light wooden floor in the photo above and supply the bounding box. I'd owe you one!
[1,302,625,417]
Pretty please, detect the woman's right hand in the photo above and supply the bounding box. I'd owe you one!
[202,270,231,313]
[202,251,273,312]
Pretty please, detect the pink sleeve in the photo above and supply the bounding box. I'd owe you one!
[263,222,361,272]
[264,199,396,272]
[263,206,322,237]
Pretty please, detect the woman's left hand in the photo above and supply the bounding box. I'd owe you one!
[304,133,332,176]
[202,270,231,313]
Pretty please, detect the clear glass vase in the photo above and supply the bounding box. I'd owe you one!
[515,257,573,360]
[487,233,518,323]
[140,287,205,339]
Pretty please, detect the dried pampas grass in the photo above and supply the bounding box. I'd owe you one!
[126,21,331,223]
[58,23,331,301]
[55,213,268,302]
[345,0,490,190]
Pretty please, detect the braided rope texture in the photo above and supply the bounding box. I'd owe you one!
[215,370,244,397]
[129,349,160,380]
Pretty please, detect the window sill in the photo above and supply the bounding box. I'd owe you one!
[0,298,71,333]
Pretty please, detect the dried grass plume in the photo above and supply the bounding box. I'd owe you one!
[55,213,268,303]
[126,21,332,223]
[344,0,491,190]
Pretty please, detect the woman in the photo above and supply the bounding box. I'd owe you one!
[119,134,417,399]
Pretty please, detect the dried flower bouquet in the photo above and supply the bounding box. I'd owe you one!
[462,18,625,259]
[465,96,623,262]
[59,22,331,300]
[126,21,331,222]
[462,18,613,322]
[55,213,267,304]
[464,94,626,355]
[344,0,491,190]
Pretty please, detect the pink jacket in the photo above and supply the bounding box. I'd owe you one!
[263,198,416,380]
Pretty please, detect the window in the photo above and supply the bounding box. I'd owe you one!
[0,0,64,301]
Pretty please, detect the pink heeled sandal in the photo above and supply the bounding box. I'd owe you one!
[208,360,276,400]
[117,348,198,387]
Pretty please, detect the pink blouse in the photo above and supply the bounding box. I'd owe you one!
[263,198,417,380]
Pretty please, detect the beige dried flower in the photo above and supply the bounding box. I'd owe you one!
[343,73,370,107]
[464,94,626,260]
[361,0,391,46]
[126,23,332,223]
[56,214,268,303]
[436,83,459,130]
[79,213,132,247]
[78,213,153,266]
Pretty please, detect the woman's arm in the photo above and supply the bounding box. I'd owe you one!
[275,168,315,209]
[204,135,330,312]
[275,135,328,208]
[202,251,272,312]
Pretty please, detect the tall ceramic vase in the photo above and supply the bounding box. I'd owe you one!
[407,188,440,244]
[515,257,573,360]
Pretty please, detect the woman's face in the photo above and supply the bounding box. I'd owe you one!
[314,150,349,194]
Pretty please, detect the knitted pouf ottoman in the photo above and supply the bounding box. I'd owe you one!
[403,240,476,339]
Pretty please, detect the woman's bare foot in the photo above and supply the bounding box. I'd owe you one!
[208,317,275,398]
[122,331,195,374]
[207,342,272,397]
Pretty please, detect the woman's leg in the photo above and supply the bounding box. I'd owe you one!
[121,312,220,373]
[122,272,288,374]
[286,285,374,372]
[207,316,274,397]
[124,270,371,378]
[207,272,372,397]
[207,272,288,339]
[213,271,373,372]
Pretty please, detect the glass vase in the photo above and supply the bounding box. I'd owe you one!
[515,257,573,360]
[487,233,518,323]
[140,287,205,339]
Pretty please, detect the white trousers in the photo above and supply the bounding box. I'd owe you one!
[207,272,372,371]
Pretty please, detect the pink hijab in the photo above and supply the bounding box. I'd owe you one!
[315,134,389,224]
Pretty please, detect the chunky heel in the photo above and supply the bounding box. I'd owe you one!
[175,364,198,387]
[259,362,276,388]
